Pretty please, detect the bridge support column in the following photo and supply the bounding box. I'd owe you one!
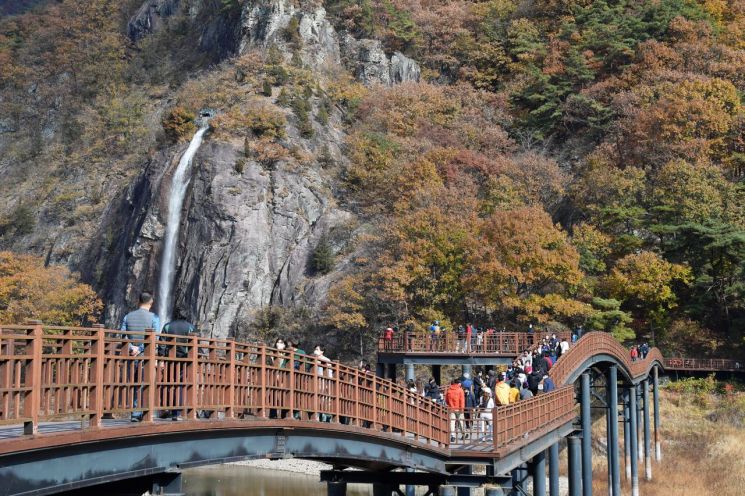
[486,487,505,496]
[580,372,592,496]
[432,365,442,386]
[376,363,385,378]
[439,486,456,496]
[607,365,621,496]
[511,465,528,496]
[405,363,416,382]
[329,482,348,496]
[635,386,643,463]
[629,383,640,496]
[530,450,546,496]
[458,464,473,496]
[568,435,581,496]
[623,390,631,481]
[462,364,472,378]
[653,365,661,462]
[387,364,398,381]
[548,442,560,496]
[373,483,394,496]
[643,378,652,481]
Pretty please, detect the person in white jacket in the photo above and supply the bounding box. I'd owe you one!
[479,388,495,437]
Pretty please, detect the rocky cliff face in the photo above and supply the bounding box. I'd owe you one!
[88,0,388,337]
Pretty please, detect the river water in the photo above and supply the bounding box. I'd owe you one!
[183,465,372,496]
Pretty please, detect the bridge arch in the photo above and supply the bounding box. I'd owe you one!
[549,332,665,386]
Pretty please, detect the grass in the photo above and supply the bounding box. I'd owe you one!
[591,388,745,496]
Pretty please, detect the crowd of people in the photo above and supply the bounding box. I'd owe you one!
[381,321,582,352]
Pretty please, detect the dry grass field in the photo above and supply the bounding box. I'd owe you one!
[592,383,745,496]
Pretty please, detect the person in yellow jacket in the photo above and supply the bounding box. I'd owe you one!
[494,373,511,406]
[508,379,521,404]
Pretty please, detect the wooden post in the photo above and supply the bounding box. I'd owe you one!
[143,329,157,422]
[91,325,105,427]
[259,346,267,418]
[226,341,235,419]
[187,333,199,420]
[23,321,43,435]
[354,368,360,427]
[334,362,340,423]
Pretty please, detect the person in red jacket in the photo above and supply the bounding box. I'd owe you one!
[445,379,466,442]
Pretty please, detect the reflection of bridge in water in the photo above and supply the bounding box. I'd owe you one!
[0,324,737,496]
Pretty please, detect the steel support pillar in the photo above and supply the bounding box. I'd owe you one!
[636,386,643,463]
[387,364,398,381]
[531,451,546,496]
[376,363,385,378]
[329,482,348,496]
[653,365,661,461]
[511,465,528,496]
[568,435,581,496]
[151,472,182,496]
[462,364,473,377]
[405,363,416,382]
[607,366,621,496]
[406,467,416,496]
[432,365,442,386]
[643,378,652,481]
[440,486,456,496]
[548,443,560,496]
[623,390,631,481]
[458,464,473,496]
[629,385,640,496]
[486,487,506,496]
[580,372,592,496]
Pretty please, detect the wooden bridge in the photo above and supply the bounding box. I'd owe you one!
[0,323,733,496]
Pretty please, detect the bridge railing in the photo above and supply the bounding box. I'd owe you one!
[549,332,664,386]
[0,323,451,446]
[663,357,742,371]
[378,331,571,355]
[448,386,576,451]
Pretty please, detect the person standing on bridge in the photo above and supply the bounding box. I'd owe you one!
[160,316,195,421]
[120,292,160,422]
[445,379,465,442]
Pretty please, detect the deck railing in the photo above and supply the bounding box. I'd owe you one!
[549,332,664,386]
[0,322,452,444]
[663,357,742,371]
[1,323,683,456]
[378,331,572,355]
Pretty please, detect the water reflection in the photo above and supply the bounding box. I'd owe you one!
[183,465,372,496]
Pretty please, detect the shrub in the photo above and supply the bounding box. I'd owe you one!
[262,79,273,97]
[235,158,246,174]
[162,106,196,142]
[310,235,335,275]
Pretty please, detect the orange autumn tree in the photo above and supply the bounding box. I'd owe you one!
[0,252,102,326]
[464,206,590,324]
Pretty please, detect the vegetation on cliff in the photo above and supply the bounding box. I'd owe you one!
[0,0,744,358]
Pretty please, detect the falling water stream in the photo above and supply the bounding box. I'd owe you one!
[157,124,209,327]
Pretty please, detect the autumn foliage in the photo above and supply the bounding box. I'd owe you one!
[0,252,102,326]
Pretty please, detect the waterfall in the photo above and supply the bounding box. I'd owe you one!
[157,125,208,328]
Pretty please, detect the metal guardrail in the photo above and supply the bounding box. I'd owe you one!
[378,331,572,355]
[663,357,742,371]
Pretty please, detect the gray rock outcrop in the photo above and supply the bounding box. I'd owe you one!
[340,34,421,86]
[128,0,181,41]
[239,0,341,69]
